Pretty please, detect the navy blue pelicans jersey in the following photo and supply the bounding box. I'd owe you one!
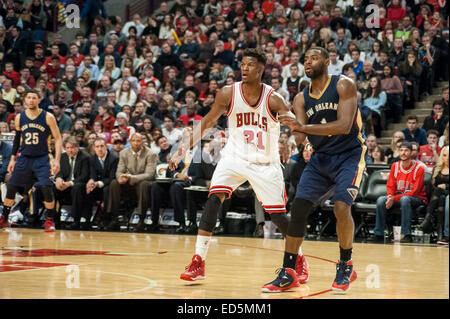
[303,74,365,154]
[19,109,51,157]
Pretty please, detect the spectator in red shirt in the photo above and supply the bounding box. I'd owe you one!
[68,43,85,67]
[6,99,24,125]
[179,104,203,126]
[275,30,297,52]
[2,62,20,88]
[387,0,406,23]
[418,129,442,172]
[373,142,428,243]
[44,56,62,80]
[261,0,276,15]
[44,44,66,68]
[19,68,36,89]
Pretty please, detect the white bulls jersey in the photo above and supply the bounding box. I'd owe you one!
[222,81,281,164]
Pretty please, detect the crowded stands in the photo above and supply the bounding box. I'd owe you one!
[0,0,448,245]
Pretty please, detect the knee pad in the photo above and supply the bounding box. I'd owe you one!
[287,198,314,238]
[199,194,222,232]
[269,212,289,237]
[39,185,55,203]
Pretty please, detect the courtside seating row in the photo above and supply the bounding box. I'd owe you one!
[319,164,433,238]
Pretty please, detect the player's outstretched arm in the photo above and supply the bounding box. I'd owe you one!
[169,85,232,170]
[285,76,358,136]
[47,112,62,175]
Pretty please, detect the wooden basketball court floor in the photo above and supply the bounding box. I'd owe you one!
[0,228,448,299]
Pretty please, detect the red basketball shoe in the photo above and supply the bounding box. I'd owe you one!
[0,215,9,229]
[44,218,55,232]
[295,254,310,284]
[180,254,205,281]
[331,260,357,292]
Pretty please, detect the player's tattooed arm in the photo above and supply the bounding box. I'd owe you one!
[46,112,63,175]
[278,92,307,145]
[169,85,232,170]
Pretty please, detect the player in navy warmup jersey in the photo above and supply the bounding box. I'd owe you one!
[262,47,367,293]
[0,89,62,232]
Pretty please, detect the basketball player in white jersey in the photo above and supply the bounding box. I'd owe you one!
[169,49,309,284]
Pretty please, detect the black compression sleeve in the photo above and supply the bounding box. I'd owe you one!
[11,130,21,156]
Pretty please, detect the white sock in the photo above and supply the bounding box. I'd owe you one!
[298,246,303,256]
[195,235,211,260]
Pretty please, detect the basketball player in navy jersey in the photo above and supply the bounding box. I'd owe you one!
[169,48,310,284]
[0,89,62,232]
[262,47,367,292]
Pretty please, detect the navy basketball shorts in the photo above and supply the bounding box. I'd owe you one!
[8,154,53,187]
[295,146,367,206]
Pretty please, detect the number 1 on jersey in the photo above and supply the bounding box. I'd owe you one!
[244,130,265,150]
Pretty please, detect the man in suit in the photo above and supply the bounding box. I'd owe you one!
[55,137,90,230]
[86,137,119,229]
[106,133,157,231]
[4,26,27,70]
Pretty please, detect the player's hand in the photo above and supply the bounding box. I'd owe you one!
[7,158,16,174]
[278,113,303,132]
[51,160,60,175]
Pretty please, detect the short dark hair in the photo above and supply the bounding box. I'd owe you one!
[93,137,107,146]
[243,48,267,65]
[407,115,418,122]
[427,129,439,137]
[163,114,175,122]
[399,142,413,151]
[25,89,41,99]
[432,100,443,107]
[306,46,329,59]
[155,135,167,145]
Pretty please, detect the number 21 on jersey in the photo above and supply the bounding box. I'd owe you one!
[243,129,265,150]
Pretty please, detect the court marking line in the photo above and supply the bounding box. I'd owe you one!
[0,263,89,274]
[66,269,158,299]
[220,243,340,299]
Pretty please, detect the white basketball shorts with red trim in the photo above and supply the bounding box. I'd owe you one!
[209,155,287,213]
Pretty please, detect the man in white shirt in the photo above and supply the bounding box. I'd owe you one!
[281,51,305,79]
[122,13,145,37]
[162,115,183,145]
[328,49,345,75]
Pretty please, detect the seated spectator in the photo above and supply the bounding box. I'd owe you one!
[0,138,12,184]
[387,0,405,23]
[420,145,449,235]
[92,120,111,143]
[373,50,390,76]
[418,34,437,97]
[115,80,137,107]
[95,104,116,133]
[381,64,403,123]
[53,104,73,133]
[271,76,289,102]
[150,149,194,233]
[386,130,405,164]
[77,56,99,82]
[365,134,378,160]
[156,135,172,163]
[113,112,136,141]
[357,60,376,96]
[402,115,428,146]
[99,55,121,81]
[373,142,428,243]
[106,133,157,232]
[54,137,90,230]
[0,101,10,122]
[399,52,422,107]
[209,58,233,85]
[422,100,449,137]
[371,145,388,164]
[362,76,387,138]
[86,137,120,230]
[162,115,183,145]
[130,101,147,130]
[418,129,442,173]
[439,123,449,148]
[282,64,302,104]
[327,49,344,75]
[179,104,203,127]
